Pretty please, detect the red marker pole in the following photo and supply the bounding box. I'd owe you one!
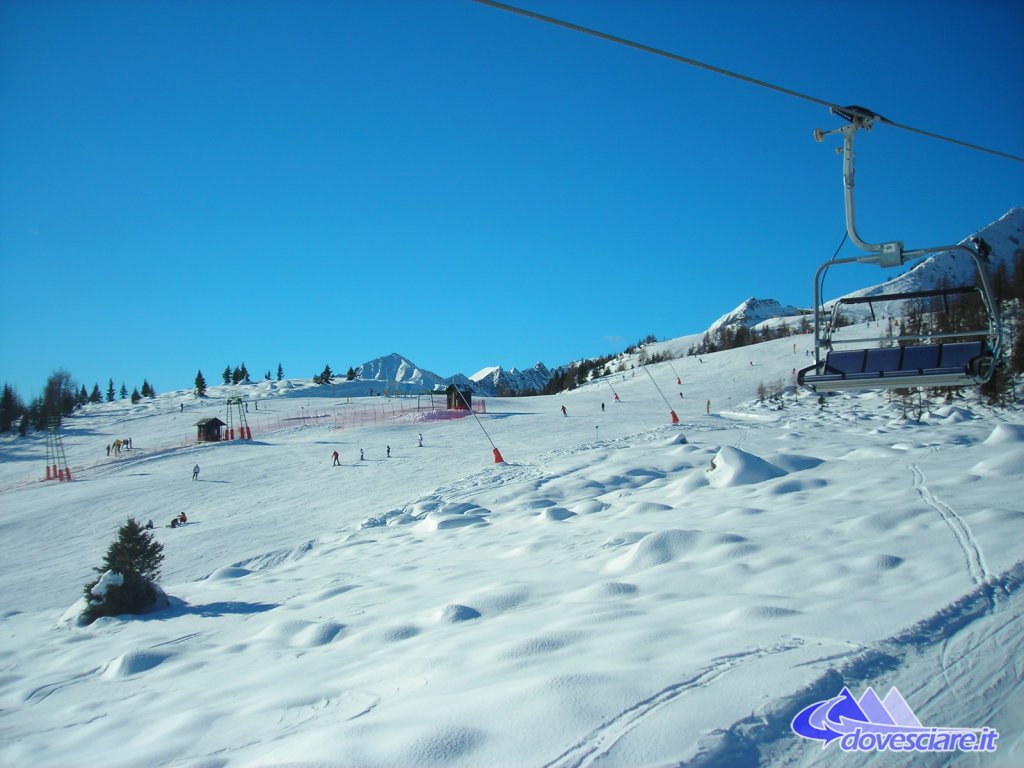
[643,365,681,425]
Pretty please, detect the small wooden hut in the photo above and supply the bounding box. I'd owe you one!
[195,416,226,442]
[445,384,473,411]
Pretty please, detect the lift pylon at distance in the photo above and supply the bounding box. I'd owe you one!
[225,397,252,440]
[45,420,71,481]
[798,108,1002,393]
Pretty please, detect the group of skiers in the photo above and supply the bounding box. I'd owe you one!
[331,436,423,466]
[106,437,133,456]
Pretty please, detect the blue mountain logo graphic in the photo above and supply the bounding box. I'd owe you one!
[791,686,998,754]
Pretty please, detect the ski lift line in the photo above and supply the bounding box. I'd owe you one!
[470,0,1024,164]
[452,385,500,453]
[641,365,679,424]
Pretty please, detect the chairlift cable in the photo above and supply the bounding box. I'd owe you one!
[471,0,1024,164]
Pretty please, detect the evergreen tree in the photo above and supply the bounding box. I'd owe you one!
[231,366,243,385]
[346,367,357,381]
[315,364,333,385]
[81,517,165,625]
[223,366,232,385]
[277,363,284,381]
[195,370,208,398]
[0,384,24,433]
[78,385,89,406]
[130,387,141,404]
[1012,313,1024,377]
[119,383,128,400]
[107,378,116,403]
[239,362,249,382]
[141,379,154,398]
[89,383,103,404]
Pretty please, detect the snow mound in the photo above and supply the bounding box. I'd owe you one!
[924,405,976,424]
[254,620,345,648]
[436,604,482,623]
[983,423,1024,445]
[765,452,824,473]
[607,529,701,572]
[206,566,252,580]
[538,507,576,522]
[707,446,787,487]
[101,650,174,679]
[972,448,1024,476]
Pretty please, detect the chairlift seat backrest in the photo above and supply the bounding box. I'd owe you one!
[937,341,983,373]
[863,347,902,374]
[900,345,940,372]
[825,350,866,375]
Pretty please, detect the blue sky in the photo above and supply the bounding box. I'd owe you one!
[2,0,1022,399]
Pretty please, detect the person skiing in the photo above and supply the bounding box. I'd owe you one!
[560,405,567,417]
[332,450,340,466]
[192,464,200,480]
[386,445,391,458]
[418,434,423,448]
[360,449,364,461]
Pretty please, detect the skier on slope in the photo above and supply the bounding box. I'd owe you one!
[332,450,340,466]
[561,405,567,417]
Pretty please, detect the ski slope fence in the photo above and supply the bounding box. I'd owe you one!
[0,397,488,492]
[233,397,487,441]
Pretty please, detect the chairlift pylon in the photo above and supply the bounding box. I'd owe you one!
[798,108,1002,392]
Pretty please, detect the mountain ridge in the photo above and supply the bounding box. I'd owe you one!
[336,207,1023,397]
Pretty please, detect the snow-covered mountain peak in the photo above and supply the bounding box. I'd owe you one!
[708,298,803,335]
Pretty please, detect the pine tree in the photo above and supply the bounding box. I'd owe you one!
[141,379,154,398]
[315,364,333,385]
[232,366,243,385]
[195,370,208,398]
[78,385,89,406]
[107,378,116,403]
[223,366,232,385]
[0,384,24,433]
[346,367,357,381]
[89,383,102,403]
[130,387,141,404]
[81,518,166,625]
[119,383,128,400]
[239,363,249,382]
[277,363,284,381]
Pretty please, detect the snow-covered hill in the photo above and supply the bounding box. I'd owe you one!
[707,297,806,336]
[848,206,1024,302]
[2,330,1021,767]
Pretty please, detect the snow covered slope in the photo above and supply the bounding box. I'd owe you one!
[848,206,1024,301]
[1,332,1021,767]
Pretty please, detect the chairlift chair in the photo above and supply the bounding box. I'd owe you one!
[797,106,1002,392]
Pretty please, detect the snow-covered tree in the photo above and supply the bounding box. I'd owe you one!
[81,518,166,625]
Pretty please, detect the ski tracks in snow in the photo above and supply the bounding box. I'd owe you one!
[909,462,989,587]
[543,639,805,768]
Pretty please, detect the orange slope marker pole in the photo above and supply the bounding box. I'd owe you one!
[643,365,680,424]
[453,387,505,463]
